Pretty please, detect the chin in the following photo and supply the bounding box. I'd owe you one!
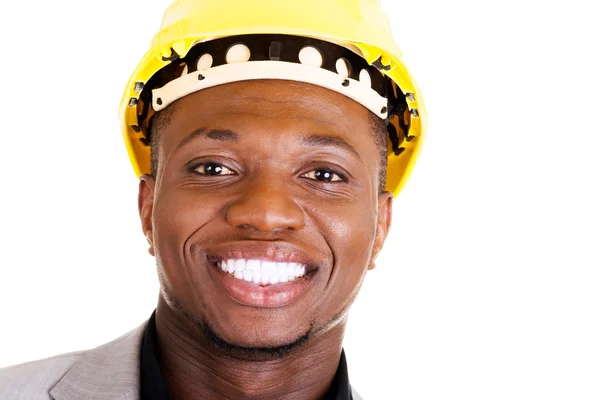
[197,315,314,360]
[205,310,314,347]
[162,279,315,355]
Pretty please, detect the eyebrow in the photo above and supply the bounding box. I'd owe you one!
[175,128,239,151]
[302,134,362,161]
[174,129,361,161]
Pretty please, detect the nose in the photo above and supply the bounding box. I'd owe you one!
[225,176,305,233]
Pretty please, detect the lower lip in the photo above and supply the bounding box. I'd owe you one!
[209,264,316,308]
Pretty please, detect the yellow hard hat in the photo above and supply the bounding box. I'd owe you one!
[119,0,426,196]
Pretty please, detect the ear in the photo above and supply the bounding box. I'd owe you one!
[138,174,156,256]
[368,192,393,271]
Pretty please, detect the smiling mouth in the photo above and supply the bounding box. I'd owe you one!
[206,249,320,308]
[213,259,308,286]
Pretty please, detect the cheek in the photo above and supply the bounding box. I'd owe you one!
[155,189,221,242]
[152,190,220,289]
[333,215,376,281]
[308,202,377,314]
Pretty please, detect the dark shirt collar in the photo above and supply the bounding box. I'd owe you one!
[141,310,353,399]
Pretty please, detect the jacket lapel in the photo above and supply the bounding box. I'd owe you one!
[49,320,147,400]
[49,318,365,399]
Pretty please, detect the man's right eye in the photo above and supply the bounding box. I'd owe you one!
[193,162,235,176]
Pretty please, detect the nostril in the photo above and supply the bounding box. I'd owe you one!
[235,223,259,231]
[224,192,305,233]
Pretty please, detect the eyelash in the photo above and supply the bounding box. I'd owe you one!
[190,162,235,176]
[188,161,348,183]
[301,167,348,183]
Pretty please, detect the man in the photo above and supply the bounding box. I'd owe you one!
[0,0,425,398]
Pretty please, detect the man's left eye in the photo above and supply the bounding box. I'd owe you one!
[302,169,345,182]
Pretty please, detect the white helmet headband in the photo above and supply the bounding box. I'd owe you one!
[133,34,410,157]
[148,34,399,120]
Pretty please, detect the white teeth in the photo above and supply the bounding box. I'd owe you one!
[243,270,253,282]
[247,260,261,272]
[277,263,289,282]
[234,260,246,271]
[261,261,276,285]
[287,263,296,277]
[260,268,271,285]
[226,259,236,274]
[252,269,261,284]
[218,259,308,285]
[269,270,280,285]
[247,260,262,284]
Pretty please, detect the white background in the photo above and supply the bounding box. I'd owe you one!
[0,1,599,399]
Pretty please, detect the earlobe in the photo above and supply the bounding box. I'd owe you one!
[145,230,155,256]
[138,174,156,256]
[368,192,393,271]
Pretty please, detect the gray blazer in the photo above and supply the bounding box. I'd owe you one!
[0,320,363,399]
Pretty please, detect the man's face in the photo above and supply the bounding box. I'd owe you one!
[139,80,393,349]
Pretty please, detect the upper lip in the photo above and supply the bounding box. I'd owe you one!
[205,241,322,274]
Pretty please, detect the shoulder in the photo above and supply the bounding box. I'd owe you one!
[0,351,84,399]
[0,319,147,400]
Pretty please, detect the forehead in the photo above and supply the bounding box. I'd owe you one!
[157,80,378,158]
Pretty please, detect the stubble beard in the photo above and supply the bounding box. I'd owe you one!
[161,285,315,361]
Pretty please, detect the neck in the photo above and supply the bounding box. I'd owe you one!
[154,296,347,400]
